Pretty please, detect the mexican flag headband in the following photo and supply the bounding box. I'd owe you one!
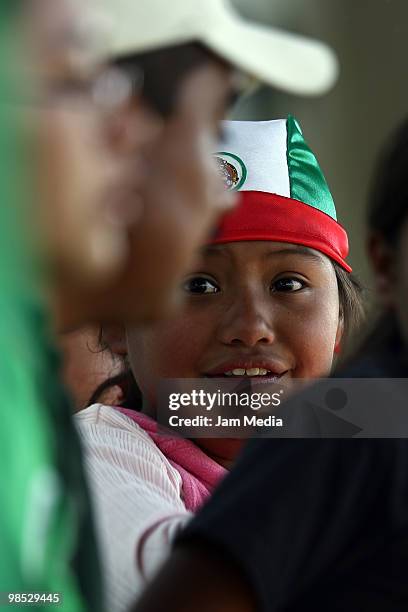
[212,116,351,273]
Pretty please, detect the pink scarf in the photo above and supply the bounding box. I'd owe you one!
[114,407,227,512]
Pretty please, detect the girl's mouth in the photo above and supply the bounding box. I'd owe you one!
[223,367,278,377]
[203,357,290,383]
[204,368,288,384]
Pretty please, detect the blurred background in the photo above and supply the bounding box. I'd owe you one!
[231,0,408,306]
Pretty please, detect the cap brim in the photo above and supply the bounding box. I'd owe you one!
[203,15,338,96]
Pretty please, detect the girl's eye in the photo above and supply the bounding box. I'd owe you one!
[272,277,305,292]
[183,276,220,295]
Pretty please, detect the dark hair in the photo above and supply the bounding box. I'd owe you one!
[87,365,141,410]
[89,262,365,409]
[114,42,223,118]
[333,262,365,346]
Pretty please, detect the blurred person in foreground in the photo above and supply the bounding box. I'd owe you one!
[0,2,121,609]
[2,0,171,606]
[133,119,408,612]
[2,1,338,611]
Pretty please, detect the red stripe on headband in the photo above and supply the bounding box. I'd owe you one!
[210,191,351,273]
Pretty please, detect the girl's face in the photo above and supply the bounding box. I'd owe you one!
[127,241,343,400]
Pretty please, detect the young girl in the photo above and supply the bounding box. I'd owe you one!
[132,116,408,612]
[76,117,364,612]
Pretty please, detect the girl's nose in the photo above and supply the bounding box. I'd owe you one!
[218,292,275,348]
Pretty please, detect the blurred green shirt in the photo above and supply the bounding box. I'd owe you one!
[0,15,102,612]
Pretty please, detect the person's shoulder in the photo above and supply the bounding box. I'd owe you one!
[76,403,129,424]
[75,404,184,493]
[75,403,155,446]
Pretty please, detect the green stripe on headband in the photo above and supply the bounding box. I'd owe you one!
[286,115,337,221]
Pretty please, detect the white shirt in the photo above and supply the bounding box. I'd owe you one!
[75,404,192,612]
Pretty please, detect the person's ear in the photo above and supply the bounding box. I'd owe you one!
[367,231,396,308]
[101,324,127,356]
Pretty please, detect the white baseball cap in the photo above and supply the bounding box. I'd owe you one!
[94,0,338,96]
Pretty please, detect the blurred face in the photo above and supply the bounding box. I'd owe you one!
[61,325,123,410]
[28,0,236,329]
[368,221,408,345]
[31,0,236,326]
[386,219,408,344]
[28,0,148,291]
[126,241,343,462]
[105,59,237,323]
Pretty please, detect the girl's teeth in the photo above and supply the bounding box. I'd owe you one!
[224,368,272,376]
[246,368,259,376]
